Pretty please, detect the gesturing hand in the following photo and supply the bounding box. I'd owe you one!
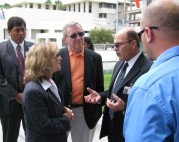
[84,87,101,104]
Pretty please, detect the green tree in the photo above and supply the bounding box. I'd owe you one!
[54,0,65,10]
[0,3,11,19]
[89,28,114,44]
[45,0,52,5]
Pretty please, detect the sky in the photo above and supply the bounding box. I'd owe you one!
[0,0,65,5]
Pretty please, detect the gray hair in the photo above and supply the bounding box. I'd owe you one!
[62,22,83,36]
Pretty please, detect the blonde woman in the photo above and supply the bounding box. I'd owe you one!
[22,42,73,142]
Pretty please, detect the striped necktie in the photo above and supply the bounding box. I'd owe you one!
[17,45,25,92]
[109,62,128,119]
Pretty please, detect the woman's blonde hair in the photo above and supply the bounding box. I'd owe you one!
[24,42,59,83]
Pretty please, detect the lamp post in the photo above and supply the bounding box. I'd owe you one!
[116,0,119,33]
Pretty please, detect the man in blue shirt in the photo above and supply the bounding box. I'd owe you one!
[123,0,179,142]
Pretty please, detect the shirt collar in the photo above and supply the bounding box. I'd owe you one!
[127,51,141,67]
[10,38,24,50]
[40,79,52,91]
[68,47,84,57]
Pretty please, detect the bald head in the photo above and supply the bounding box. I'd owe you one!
[141,0,179,33]
[115,27,140,48]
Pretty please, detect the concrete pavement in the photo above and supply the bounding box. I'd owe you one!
[0,116,108,142]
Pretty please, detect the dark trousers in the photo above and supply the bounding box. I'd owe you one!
[107,116,124,142]
[0,114,25,142]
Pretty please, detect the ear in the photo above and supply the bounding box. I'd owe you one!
[63,36,68,44]
[144,27,153,43]
[130,40,137,48]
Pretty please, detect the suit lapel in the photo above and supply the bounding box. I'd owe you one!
[109,61,124,92]
[46,89,61,108]
[23,41,31,58]
[120,53,145,88]
[6,40,19,67]
[84,49,92,90]
[63,48,72,90]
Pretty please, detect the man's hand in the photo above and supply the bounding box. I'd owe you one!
[14,93,23,104]
[106,94,125,111]
[84,87,101,104]
[64,107,74,120]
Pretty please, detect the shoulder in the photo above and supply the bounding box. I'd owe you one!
[85,48,102,58]
[24,40,34,47]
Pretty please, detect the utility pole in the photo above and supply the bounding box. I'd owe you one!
[116,0,119,33]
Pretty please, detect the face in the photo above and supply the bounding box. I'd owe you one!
[8,25,26,44]
[84,41,89,48]
[63,25,85,52]
[113,32,133,61]
[52,53,62,74]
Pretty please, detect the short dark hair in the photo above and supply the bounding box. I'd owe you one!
[127,30,140,48]
[7,16,26,31]
[84,36,94,51]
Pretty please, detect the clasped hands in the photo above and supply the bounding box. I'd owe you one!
[84,87,125,111]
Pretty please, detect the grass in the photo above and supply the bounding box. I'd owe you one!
[104,73,112,90]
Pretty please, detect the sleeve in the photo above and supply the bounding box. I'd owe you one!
[123,86,172,142]
[23,88,70,134]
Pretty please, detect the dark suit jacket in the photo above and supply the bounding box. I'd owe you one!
[53,47,104,129]
[22,81,70,142]
[0,39,34,116]
[99,52,153,142]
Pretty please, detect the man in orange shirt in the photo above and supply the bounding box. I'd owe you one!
[53,22,104,142]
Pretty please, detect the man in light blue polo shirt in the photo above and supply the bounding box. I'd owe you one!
[123,0,179,142]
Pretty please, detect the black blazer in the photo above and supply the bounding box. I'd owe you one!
[0,40,34,116]
[22,81,70,142]
[53,47,104,129]
[99,53,153,142]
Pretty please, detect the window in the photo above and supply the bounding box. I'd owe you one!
[89,2,92,13]
[78,3,80,12]
[30,3,33,8]
[99,3,116,9]
[53,5,56,10]
[99,13,107,18]
[46,5,49,9]
[74,4,75,11]
[84,2,86,12]
[38,4,41,9]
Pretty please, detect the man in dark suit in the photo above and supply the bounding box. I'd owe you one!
[84,27,153,142]
[53,22,104,142]
[0,16,34,142]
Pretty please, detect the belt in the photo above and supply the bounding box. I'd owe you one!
[71,104,83,108]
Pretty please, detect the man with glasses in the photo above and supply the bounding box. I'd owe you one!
[53,22,104,142]
[123,0,179,142]
[0,16,34,142]
[84,27,152,142]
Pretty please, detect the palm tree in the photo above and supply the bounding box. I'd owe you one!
[0,3,11,19]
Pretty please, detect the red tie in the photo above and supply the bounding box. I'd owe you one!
[17,45,25,92]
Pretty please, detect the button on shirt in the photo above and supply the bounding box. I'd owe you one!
[124,46,179,142]
[40,79,61,102]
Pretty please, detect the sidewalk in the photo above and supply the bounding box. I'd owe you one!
[0,117,107,142]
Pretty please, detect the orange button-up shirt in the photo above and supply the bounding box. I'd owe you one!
[68,48,84,104]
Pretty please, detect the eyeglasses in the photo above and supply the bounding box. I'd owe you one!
[67,32,85,39]
[138,26,159,41]
[112,40,133,48]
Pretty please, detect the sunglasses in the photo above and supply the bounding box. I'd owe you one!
[138,26,159,41]
[112,40,133,48]
[67,32,85,39]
